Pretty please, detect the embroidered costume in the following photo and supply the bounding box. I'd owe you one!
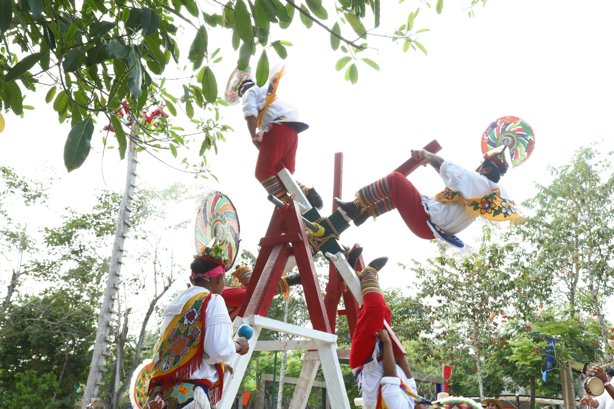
[145,286,238,408]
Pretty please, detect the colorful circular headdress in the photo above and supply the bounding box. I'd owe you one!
[481,116,535,168]
[224,67,252,105]
[195,191,240,271]
[433,397,484,409]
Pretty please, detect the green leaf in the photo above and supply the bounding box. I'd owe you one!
[164,99,177,116]
[7,82,23,115]
[140,8,160,36]
[188,26,208,69]
[362,58,379,71]
[299,5,313,28]
[237,40,254,70]
[185,101,194,118]
[27,0,42,19]
[125,8,142,33]
[234,0,253,42]
[89,21,115,37]
[127,47,142,98]
[335,56,351,71]
[306,0,328,19]
[111,116,127,159]
[201,66,217,103]
[403,38,411,53]
[105,39,127,59]
[5,52,41,82]
[330,22,340,50]
[255,50,269,85]
[53,90,69,115]
[64,117,94,172]
[182,0,198,17]
[344,13,365,37]
[62,48,82,72]
[348,63,358,84]
[271,40,287,59]
[373,0,380,27]
[414,40,428,55]
[0,0,12,32]
[436,0,444,14]
[45,86,57,103]
[170,144,177,157]
[407,12,415,31]
[43,22,56,49]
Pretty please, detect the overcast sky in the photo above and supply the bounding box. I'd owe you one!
[1,0,613,322]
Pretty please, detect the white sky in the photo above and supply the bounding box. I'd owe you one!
[1,0,613,321]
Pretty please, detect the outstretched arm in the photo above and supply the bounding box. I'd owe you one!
[378,329,398,377]
[411,149,444,172]
[397,354,412,379]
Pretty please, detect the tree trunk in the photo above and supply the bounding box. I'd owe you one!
[529,376,536,409]
[82,133,138,409]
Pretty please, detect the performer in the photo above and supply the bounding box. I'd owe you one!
[335,148,521,247]
[144,254,250,409]
[228,67,322,209]
[350,255,423,409]
[222,265,301,316]
[580,366,614,409]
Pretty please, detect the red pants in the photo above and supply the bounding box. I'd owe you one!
[221,287,246,316]
[349,292,391,369]
[254,124,298,181]
[386,171,434,240]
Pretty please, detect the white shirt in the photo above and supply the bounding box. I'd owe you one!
[596,390,614,409]
[241,85,303,134]
[357,359,416,409]
[422,161,509,234]
[160,286,238,384]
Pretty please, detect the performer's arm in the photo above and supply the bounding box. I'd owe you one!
[592,366,614,401]
[245,116,258,141]
[411,149,444,172]
[204,295,240,364]
[378,330,398,378]
[397,355,412,379]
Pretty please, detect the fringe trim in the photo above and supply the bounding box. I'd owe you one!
[148,295,212,395]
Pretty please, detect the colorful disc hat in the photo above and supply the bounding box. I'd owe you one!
[129,359,154,409]
[195,191,240,271]
[481,116,535,167]
[224,67,252,105]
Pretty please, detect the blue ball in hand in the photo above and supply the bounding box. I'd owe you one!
[237,324,254,340]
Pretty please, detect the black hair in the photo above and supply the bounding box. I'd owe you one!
[190,258,221,286]
[238,80,255,97]
[606,367,614,377]
[482,160,502,183]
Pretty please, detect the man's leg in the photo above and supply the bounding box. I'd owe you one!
[255,124,298,200]
[349,258,391,369]
[335,171,435,239]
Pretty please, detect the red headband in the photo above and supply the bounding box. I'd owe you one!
[190,264,225,282]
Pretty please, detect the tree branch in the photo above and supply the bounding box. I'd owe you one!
[284,0,366,51]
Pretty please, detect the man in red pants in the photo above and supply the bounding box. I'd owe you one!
[236,71,322,209]
[335,148,520,247]
[350,255,424,409]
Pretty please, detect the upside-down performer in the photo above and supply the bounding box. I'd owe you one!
[335,117,534,248]
[336,148,518,248]
[224,66,322,209]
[143,253,250,409]
[349,254,429,409]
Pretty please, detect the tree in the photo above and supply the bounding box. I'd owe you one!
[0,0,486,172]
[0,166,47,317]
[415,227,518,399]
[521,147,614,342]
[0,290,97,409]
